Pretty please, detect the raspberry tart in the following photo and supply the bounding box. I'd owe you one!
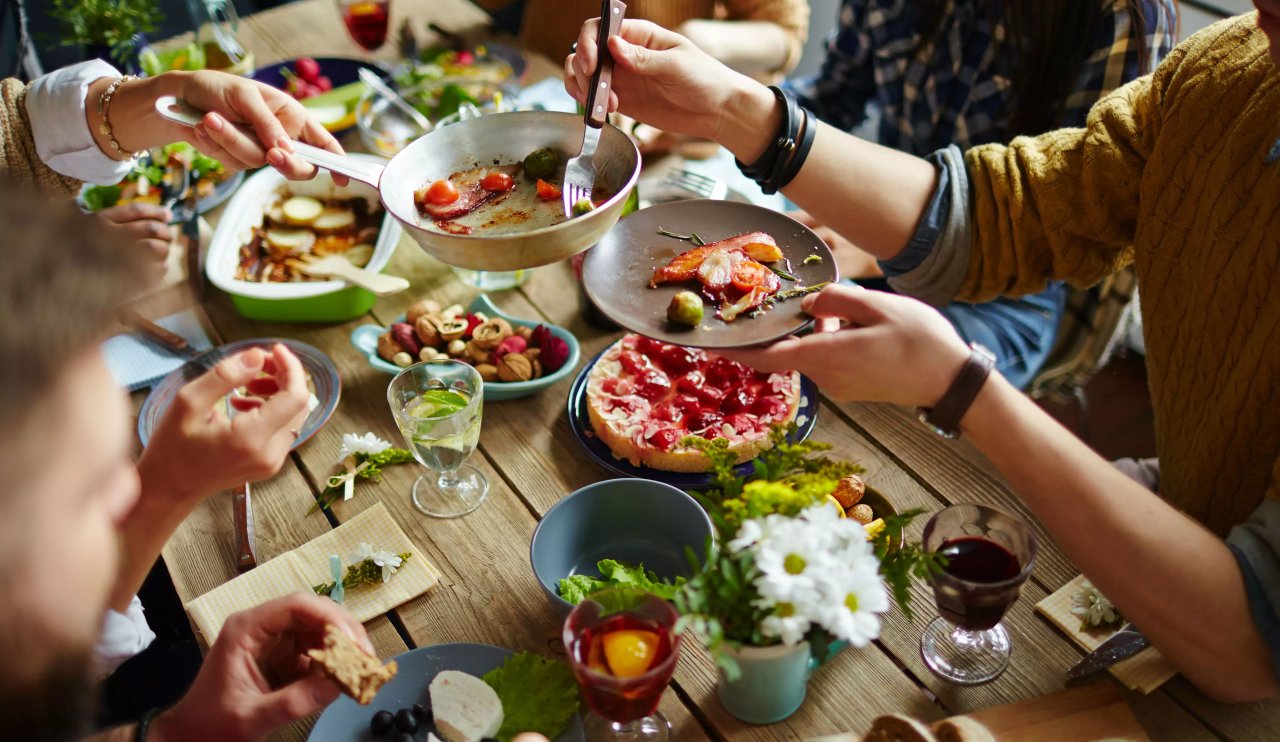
[585,334,801,472]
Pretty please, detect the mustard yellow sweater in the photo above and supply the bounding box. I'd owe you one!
[962,13,1280,535]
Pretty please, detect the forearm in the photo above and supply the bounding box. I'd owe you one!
[109,458,201,612]
[961,375,1278,701]
[678,19,792,75]
[718,82,937,261]
[86,72,190,160]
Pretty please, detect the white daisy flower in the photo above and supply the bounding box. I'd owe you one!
[759,602,813,646]
[813,563,890,647]
[337,432,392,463]
[371,549,404,582]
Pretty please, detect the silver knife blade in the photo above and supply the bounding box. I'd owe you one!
[1067,624,1149,680]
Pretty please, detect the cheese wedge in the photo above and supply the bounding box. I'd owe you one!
[429,670,504,742]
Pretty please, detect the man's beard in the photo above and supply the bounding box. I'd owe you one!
[0,648,96,742]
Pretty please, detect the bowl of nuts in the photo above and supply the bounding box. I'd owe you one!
[351,293,581,401]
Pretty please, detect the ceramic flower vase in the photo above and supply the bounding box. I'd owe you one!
[715,639,847,724]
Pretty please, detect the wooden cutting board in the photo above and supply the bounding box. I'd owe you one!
[810,683,1148,742]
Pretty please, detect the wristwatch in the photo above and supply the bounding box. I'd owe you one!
[917,343,997,439]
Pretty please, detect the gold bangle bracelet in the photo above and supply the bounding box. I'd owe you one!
[97,75,145,160]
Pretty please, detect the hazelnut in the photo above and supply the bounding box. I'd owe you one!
[848,504,874,525]
[523,347,541,361]
[497,352,534,382]
[441,303,465,320]
[831,475,866,510]
[438,318,469,341]
[377,332,404,362]
[464,341,491,364]
[521,352,542,378]
[471,318,514,350]
[406,299,441,324]
[415,314,443,346]
[447,338,467,356]
[392,351,413,368]
[515,325,533,341]
[476,363,499,382]
[419,346,439,362]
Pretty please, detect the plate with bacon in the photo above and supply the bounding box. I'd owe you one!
[581,200,839,348]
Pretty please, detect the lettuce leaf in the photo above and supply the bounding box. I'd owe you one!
[557,559,685,605]
[81,185,122,212]
[482,652,579,742]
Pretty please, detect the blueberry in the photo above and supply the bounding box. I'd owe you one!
[394,708,418,734]
[412,702,432,722]
[370,709,394,736]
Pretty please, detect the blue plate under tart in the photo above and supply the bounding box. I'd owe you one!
[566,346,820,490]
[137,338,340,448]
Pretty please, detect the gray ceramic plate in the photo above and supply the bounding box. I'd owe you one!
[308,642,586,741]
[581,200,838,349]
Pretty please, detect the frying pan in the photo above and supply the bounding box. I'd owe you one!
[154,98,641,272]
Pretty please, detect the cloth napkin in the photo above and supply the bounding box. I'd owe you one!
[103,310,214,391]
[185,503,439,643]
[1036,574,1177,693]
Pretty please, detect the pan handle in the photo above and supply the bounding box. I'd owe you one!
[152,96,386,187]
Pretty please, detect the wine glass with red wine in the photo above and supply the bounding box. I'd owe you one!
[336,0,391,52]
[563,589,682,741]
[920,504,1037,684]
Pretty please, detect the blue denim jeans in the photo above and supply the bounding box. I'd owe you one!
[856,280,1067,390]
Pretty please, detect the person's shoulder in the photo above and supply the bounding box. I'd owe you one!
[1167,13,1269,73]
[1150,14,1273,105]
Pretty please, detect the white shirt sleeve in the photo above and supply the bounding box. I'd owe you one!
[25,60,134,186]
[95,595,157,677]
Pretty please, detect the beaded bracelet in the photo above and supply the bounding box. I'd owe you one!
[97,75,145,161]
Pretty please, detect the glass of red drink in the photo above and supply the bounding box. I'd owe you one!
[336,0,391,52]
[920,504,1037,684]
[563,589,682,741]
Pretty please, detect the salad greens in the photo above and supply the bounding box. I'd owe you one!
[162,142,224,176]
[81,184,122,211]
[557,559,686,605]
[482,652,579,742]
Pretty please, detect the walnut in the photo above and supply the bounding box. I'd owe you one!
[441,303,465,320]
[438,318,469,341]
[497,352,533,382]
[522,352,542,378]
[405,299,442,324]
[471,318,514,349]
[464,341,491,364]
[392,351,413,368]
[515,325,533,341]
[476,363,499,382]
[831,475,866,510]
[419,346,440,362]
[447,338,467,356]
[848,504,874,525]
[414,314,443,346]
[377,332,404,362]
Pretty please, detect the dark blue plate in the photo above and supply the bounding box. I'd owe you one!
[566,347,820,490]
[251,57,390,134]
[136,338,340,448]
[308,643,585,741]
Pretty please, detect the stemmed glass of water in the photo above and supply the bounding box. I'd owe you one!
[387,360,487,518]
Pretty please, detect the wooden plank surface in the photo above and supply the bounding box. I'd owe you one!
[141,0,1264,738]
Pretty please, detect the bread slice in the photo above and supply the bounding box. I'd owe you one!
[305,624,397,705]
[430,670,504,742]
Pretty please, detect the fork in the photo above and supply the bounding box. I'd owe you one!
[663,169,728,201]
[562,0,628,218]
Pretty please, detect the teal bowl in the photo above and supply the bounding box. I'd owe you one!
[530,478,713,615]
[351,294,581,401]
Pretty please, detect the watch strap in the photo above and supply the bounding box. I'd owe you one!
[917,343,996,439]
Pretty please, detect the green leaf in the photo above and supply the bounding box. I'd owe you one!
[556,560,685,605]
[432,83,480,119]
[482,653,580,742]
[81,184,121,212]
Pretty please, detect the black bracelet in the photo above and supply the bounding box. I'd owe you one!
[735,86,791,180]
[135,708,161,742]
[771,105,817,193]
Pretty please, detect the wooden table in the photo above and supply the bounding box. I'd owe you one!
[145,2,1280,739]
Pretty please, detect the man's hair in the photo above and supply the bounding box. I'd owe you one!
[0,176,145,431]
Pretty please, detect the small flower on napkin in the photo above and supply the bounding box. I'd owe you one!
[1071,578,1124,631]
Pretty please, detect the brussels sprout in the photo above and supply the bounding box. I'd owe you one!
[666,291,704,327]
[571,197,595,216]
[523,147,560,180]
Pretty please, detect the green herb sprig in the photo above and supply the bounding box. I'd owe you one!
[658,228,707,246]
[311,448,416,512]
[52,0,163,64]
[313,552,412,597]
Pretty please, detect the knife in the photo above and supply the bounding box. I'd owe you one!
[225,394,258,572]
[1067,623,1149,681]
[181,178,205,302]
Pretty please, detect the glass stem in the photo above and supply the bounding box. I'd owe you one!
[437,469,462,489]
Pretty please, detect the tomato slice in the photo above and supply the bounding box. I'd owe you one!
[480,172,514,192]
[424,179,459,205]
[536,178,562,200]
[731,260,773,292]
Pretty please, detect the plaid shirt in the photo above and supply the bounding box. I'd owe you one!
[788,0,1178,155]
